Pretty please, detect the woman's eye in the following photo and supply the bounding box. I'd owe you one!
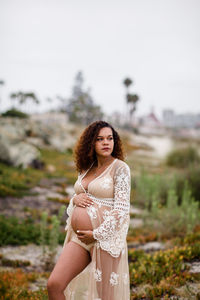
[96,137,113,141]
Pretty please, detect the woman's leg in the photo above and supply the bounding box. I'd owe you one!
[47,241,91,300]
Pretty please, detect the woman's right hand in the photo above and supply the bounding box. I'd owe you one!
[73,193,94,208]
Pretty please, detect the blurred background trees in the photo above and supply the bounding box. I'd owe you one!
[66,71,104,125]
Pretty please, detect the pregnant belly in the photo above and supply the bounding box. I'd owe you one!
[71,207,93,232]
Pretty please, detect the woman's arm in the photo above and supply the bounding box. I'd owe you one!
[92,163,131,257]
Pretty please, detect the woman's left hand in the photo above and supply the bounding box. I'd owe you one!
[76,230,96,244]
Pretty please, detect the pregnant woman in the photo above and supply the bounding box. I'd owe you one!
[47,120,131,300]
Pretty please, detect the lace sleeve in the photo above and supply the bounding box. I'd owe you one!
[93,163,131,257]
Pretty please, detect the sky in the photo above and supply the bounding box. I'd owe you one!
[0,0,200,119]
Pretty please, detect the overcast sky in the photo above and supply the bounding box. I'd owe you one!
[0,0,200,118]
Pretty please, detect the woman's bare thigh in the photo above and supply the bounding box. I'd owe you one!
[48,241,91,291]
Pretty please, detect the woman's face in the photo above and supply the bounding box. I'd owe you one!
[94,127,114,158]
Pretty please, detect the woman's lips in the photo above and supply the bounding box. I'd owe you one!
[102,148,110,150]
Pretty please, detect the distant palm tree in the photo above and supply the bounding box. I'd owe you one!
[123,78,132,92]
[123,78,133,121]
[127,93,139,123]
[123,77,139,126]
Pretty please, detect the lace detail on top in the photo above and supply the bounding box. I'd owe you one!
[100,177,112,189]
[88,194,115,208]
[93,163,131,257]
[87,205,98,219]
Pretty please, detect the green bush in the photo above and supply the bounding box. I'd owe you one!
[1,108,29,118]
[166,146,200,168]
[0,216,40,246]
[135,170,200,237]
[185,165,200,204]
[0,215,66,246]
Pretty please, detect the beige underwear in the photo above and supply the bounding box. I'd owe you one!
[70,229,95,252]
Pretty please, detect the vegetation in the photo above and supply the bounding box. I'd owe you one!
[134,169,200,238]
[0,269,48,300]
[10,91,40,108]
[129,227,200,299]
[123,77,140,126]
[0,137,200,298]
[0,148,76,197]
[0,214,66,246]
[67,71,104,125]
[166,146,200,168]
[1,108,29,118]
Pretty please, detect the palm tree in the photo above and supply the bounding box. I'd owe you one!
[123,77,139,126]
[123,78,133,121]
[127,93,139,123]
[123,78,133,92]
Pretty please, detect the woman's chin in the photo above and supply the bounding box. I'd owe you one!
[98,152,113,158]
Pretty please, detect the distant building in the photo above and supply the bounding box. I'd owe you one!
[162,109,200,128]
[138,111,165,135]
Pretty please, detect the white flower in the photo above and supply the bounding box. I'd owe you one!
[109,272,119,286]
[100,177,112,189]
[94,268,102,282]
[87,205,97,219]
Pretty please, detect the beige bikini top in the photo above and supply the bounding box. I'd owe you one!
[74,158,117,199]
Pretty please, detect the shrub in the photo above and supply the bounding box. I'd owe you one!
[166,146,200,168]
[0,216,41,246]
[129,242,200,298]
[1,108,29,118]
[135,170,200,238]
[0,214,66,246]
[185,165,200,204]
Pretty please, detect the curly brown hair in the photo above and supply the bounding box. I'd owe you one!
[74,121,124,172]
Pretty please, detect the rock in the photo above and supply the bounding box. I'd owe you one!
[65,185,75,198]
[173,282,200,299]
[186,261,200,274]
[130,205,144,215]
[0,244,63,272]
[0,118,26,140]
[0,136,40,168]
[129,218,144,228]
[128,241,166,252]
[0,114,77,147]
[26,137,45,148]
[29,277,47,292]
[47,135,75,152]
[30,186,65,200]
[141,241,165,252]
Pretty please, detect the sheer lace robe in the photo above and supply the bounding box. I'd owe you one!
[63,159,131,300]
